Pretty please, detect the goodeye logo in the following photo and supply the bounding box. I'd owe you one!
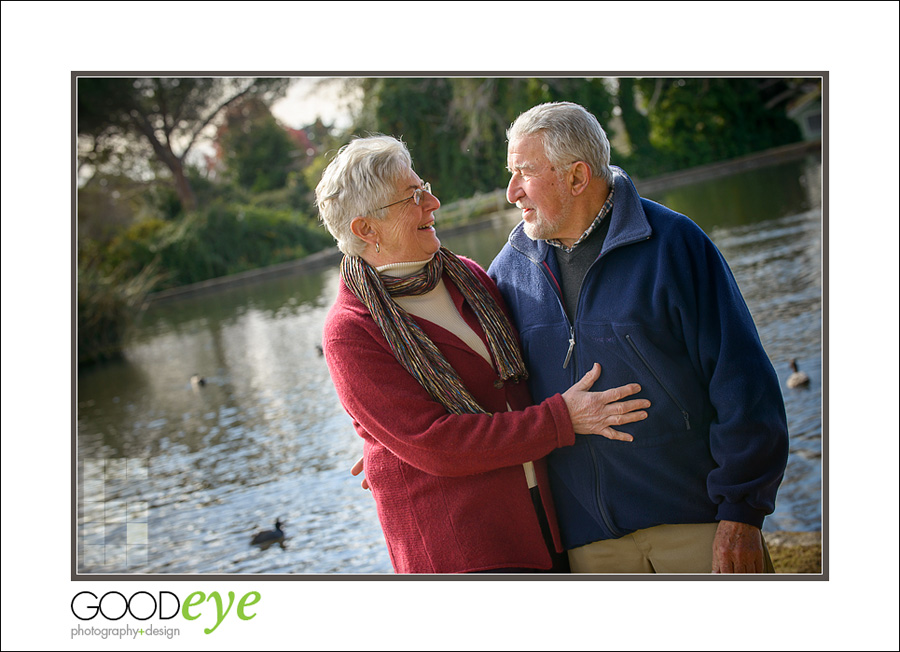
[71,590,261,638]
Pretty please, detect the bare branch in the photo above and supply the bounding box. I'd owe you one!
[128,107,177,169]
[178,79,257,162]
[647,78,665,112]
[154,78,173,143]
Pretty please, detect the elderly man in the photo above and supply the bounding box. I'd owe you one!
[488,102,789,573]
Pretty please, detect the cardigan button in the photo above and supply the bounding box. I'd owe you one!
[493,380,504,389]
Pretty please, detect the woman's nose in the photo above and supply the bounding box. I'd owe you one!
[424,188,440,210]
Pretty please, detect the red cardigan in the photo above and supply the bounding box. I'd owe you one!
[323,257,575,573]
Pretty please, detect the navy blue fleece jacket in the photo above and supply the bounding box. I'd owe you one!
[488,167,789,549]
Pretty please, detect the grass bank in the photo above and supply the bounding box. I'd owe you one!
[767,531,823,574]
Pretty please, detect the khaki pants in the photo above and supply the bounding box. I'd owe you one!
[567,523,775,574]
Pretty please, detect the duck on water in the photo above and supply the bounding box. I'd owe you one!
[787,359,811,389]
[251,519,286,550]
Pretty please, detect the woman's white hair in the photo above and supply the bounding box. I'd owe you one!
[507,102,614,186]
[315,135,413,257]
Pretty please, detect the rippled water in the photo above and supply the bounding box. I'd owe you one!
[78,271,390,574]
[77,156,823,574]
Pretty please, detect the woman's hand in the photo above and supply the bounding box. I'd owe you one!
[351,456,370,491]
[562,363,649,441]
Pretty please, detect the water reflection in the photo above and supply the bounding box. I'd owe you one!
[77,156,823,574]
[643,156,821,230]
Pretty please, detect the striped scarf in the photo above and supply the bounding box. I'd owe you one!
[340,247,528,415]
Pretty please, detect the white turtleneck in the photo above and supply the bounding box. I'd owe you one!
[377,259,537,488]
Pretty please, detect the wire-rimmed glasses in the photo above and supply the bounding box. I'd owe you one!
[377,182,432,211]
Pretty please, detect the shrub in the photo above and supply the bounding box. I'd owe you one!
[77,261,160,366]
[135,203,334,289]
[78,202,335,366]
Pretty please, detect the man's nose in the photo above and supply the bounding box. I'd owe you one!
[507,176,523,205]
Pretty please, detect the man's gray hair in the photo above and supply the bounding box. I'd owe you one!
[507,102,614,186]
[315,135,413,257]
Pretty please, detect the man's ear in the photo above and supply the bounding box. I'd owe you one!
[568,161,592,196]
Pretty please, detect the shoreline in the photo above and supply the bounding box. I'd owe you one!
[146,139,821,305]
[766,531,823,574]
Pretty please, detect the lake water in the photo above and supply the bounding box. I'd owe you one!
[76,155,823,574]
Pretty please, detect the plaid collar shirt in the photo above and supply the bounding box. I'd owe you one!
[546,184,615,253]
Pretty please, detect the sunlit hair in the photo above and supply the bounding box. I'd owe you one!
[315,135,413,257]
[507,102,614,186]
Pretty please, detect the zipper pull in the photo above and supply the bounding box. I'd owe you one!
[563,327,575,369]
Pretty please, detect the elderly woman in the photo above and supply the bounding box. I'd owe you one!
[317,135,649,574]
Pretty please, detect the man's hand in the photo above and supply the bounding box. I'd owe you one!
[351,456,370,491]
[712,520,764,573]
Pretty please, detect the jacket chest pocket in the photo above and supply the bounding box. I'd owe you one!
[625,334,692,431]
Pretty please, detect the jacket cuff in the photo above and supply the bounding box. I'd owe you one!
[715,502,766,529]
[547,393,577,448]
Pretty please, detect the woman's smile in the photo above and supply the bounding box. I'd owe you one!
[375,168,441,263]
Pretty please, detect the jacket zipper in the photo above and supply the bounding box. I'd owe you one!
[520,219,652,543]
[576,257,620,537]
[537,257,621,537]
[563,326,576,369]
[587,444,622,538]
[538,262,577,375]
[625,334,691,430]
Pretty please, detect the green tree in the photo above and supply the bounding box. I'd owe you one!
[78,77,289,212]
[322,76,808,203]
[216,97,296,193]
[359,78,470,200]
[346,77,618,201]
[633,77,803,171]
[615,77,655,168]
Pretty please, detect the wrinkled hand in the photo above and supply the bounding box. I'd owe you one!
[350,456,370,491]
[712,520,764,573]
[562,363,650,441]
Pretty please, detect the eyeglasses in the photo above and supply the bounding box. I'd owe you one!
[377,182,432,211]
